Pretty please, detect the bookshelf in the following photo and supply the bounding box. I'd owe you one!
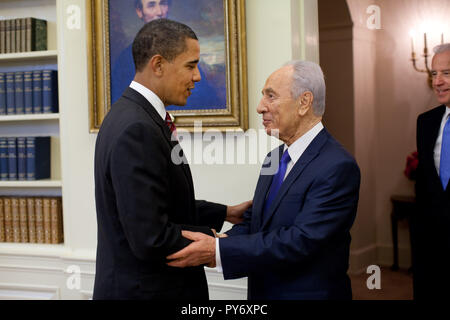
[0,0,63,253]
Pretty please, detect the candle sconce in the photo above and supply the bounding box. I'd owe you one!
[410,31,445,89]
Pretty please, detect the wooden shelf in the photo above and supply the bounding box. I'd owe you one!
[0,50,58,62]
[0,243,67,258]
[0,180,62,188]
[0,114,60,122]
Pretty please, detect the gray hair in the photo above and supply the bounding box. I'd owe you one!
[284,60,326,116]
[433,43,450,54]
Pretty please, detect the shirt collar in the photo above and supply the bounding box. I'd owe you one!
[130,81,166,121]
[444,106,450,121]
[284,122,324,165]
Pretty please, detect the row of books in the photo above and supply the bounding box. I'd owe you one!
[0,18,47,54]
[0,136,51,181]
[0,197,63,244]
[0,70,58,115]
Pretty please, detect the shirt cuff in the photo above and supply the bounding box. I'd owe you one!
[215,237,223,273]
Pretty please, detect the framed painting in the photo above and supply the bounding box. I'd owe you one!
[87,0,248,132]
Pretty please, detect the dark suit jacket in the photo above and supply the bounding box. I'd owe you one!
[219,129,360,300]
[93,87,226,300]
[413,104,450,299]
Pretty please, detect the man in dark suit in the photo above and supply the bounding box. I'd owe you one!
[413,43,450,300]
[167,61,361,300]
[93,19,250,300]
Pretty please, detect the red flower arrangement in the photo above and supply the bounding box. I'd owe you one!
[404,151,418,181]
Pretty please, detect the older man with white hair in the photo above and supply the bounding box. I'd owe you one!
[167,60,361,300]
[413,43,450,300]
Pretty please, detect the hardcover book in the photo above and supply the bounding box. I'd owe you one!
[19,198,28,243]
[0,198,4,242]
[3,198,13,242]
[34,198,44,243]
[7,137,17,180]
[32,70,42,113]
[27,197,36,243]
[43,198,51,244]
[0,20,5,54]
[50,197,63,244]
[6,72,15,114]
[0,72,6,115]
[15,71,25,114]
[11,198,20,243]
[15,18,21,53]
[26,136,51,180]
[5,20,11,54]
[10,19,16,53]
[24,71,33,114]
[25,18,47,52]
[17,137,26,181]
[42,70,58,113]
[0,137,8,181]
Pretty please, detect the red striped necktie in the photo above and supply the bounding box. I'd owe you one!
[165,112,178,140]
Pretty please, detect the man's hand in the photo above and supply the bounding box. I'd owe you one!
[166,231,216,268]
[226,200,253,224]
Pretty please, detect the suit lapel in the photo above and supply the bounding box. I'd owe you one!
[260,129,329,229]
[122,87,194,193]
[426,105,446,191]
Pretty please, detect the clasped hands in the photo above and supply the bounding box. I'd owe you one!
[166,200,252,268]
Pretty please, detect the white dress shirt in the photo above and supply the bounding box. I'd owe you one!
[214,122,325,272]
[129,81,166,121]
[433,106,450,174]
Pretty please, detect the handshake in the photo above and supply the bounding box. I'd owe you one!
[166,200,252,268]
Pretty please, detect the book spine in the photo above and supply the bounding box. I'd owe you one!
[50,198,63,244]
[33,136,50,180]
[26,137,35,180]
[0,20,5,54]
[7,137,17,180]
[17,137,26,181]
[24,71,33,114]
[14,71,24,114]
[0,137,8,181]
[0,72,6,115]
[4,198,13,242]
[32,70,42,113]
[43,198,51,244]
[11,198,20,243]
[6,72,15,115]
[19,198,28,243]
[25,18,31,52]
[10,19,16,53]
[27,197,36,243]
[0,198,4,242]
[42,70,58,113]
[35,198,44,243]
[21,18,26,52]
[15,18,21,53]
[35,19,47,51]
[5,20,11,54]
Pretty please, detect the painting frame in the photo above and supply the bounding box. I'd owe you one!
[87,0,248,133]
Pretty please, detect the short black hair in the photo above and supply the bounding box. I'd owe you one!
[132,18,197,72]
[134,0,172,10]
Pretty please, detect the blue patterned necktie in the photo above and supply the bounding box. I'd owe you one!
[263,150,291,215]
[440,116,450,190]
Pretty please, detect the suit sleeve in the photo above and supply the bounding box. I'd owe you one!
[219,160,360,280]
[110,122,214,261]
[195,200,227,232]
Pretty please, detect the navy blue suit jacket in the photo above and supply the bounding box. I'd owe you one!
[219,129,360,300]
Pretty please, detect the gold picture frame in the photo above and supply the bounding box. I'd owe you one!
[87,0,248,133]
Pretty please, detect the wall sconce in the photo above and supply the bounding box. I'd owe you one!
[410,29,445,89]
